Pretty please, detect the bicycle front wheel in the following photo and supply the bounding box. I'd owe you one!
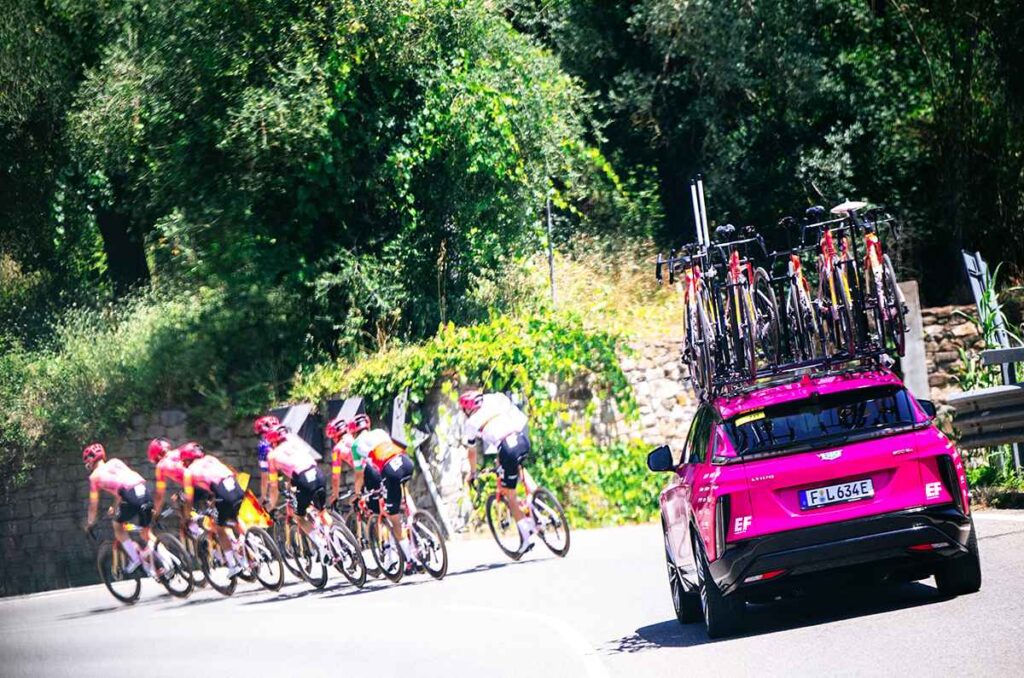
[344,510,382,579]
[197,533,237,596]
[290,528,328,589]
[156,533,194,598]
[411,512,448,580]
[271,518,305,579]
[329,522,367,589]
[370,519,405,583]
[532,488,570,557]
[97,540,141,605]
[753,268,780,368]
[245,527,284,591]
[486,493,524,560]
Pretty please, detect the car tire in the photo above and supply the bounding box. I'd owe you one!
[934,518,982,596]
[668,561,701,624]
[694,538,745,638]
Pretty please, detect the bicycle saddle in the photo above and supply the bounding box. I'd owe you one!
[830,200,868,215]
[805,206,826,220]
[714,223,736,241]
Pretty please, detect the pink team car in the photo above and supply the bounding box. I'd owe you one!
[648,367,981,638]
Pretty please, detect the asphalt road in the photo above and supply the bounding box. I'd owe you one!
[2,511,1023,678]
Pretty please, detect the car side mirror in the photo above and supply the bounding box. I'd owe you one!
[917,399,937,419]
[647,445,676,472]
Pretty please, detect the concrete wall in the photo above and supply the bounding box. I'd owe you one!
[0,305,982,595]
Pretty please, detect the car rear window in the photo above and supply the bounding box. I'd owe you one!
[723,385,918,457]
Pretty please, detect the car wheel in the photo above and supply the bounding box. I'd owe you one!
[668,560,701,624]
[934,518,982,596]
[694,538,745,638]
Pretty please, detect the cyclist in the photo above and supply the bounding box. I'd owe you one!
[459,389,537,555]
[253,415,281,501]
[82,443,165,575]
[347,414,416,570]
[179,444,247,577]
[262,424,331,561]
[148,438,189,521]
[325,417,358,507]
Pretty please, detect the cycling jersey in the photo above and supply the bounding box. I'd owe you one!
[266,436,317,478]
[463,393,528,452]
[89,459,152,526]
[331,432,358,477]
[183,455,234,493]
[154,448,185,488]
[351,428,402,473]
[89,459,146,497]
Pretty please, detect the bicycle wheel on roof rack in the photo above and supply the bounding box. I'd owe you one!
[882,254,906,356]
[834,268,857,357]
[733,286,757,381]
[752,268,780,369]
[689,295,715,399]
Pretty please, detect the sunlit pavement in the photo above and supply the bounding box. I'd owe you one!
[2,512,1023,678]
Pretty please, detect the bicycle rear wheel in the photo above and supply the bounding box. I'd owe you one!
[370,519,405,583]
[735,287,758,380]
[245,527,284,591]
[532,488,570,557]
[329,522,367,588]
[411,512,448,580]
[156,534,194,598]
[97,540,142,604]
[343,511,382,579]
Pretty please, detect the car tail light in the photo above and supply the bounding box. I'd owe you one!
[744,569,786,584]
[936,454,966,513]
[715,494,731,559]
[908,542,947,552]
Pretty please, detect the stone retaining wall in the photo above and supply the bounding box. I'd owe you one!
[0,304,984,595]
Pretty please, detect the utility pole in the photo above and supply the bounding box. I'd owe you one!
[546,193,556,304]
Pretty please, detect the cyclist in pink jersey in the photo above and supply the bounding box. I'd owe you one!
[180,445,247,576]
[148,438,187,522]
[83,443,161,575]
[325,417,358,506]
[263,424,330,559]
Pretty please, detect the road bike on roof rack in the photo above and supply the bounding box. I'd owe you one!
[658,243,717,399]
[769,218,826,364]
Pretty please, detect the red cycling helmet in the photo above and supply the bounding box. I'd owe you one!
[147,438,171,464]
[265,425,289,446]
[346,414,371,435]
[253,415,281,437]
[459,390,483,414]
[178,442,206,465]
[82,443,106,466]
[325,418,347,441]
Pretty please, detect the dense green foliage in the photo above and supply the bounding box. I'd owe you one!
[505,0,1024,302]
[296,311,659,524]
[3,1,1024,518]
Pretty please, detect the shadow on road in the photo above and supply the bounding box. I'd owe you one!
[604,581,948,653]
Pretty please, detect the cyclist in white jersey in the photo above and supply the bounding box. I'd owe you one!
[459,390,536,554]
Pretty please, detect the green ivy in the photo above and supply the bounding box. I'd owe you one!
[294,310,659,525]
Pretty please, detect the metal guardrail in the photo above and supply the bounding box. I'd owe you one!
[948,383,1024,450]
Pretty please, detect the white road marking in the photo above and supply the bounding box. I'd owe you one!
[971,511,1024,523]
[446,603,610,678]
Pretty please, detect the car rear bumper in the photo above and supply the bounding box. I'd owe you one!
[710,505,972,596]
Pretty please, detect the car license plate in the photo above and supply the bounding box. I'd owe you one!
[800,479,874,510]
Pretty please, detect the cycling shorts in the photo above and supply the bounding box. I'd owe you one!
[362,463,383,514]
[381,454,414,515]
[292,465,326,516]
[212,477,244,526]
[498,432,531,490]
[116,483,154,527]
